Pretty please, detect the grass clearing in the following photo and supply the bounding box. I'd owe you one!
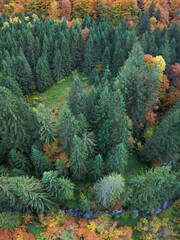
[29,71,89,113]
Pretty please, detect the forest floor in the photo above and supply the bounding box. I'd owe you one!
[29,71,89,113]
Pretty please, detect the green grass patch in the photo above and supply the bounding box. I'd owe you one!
[30,71,89,112]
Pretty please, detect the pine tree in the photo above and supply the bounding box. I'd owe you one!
[70,135,88,181]
[37,104,58,145]
[42,171,74,202]
[35,56,53,92]
[31,146,52,178]
[128,167,180,212]
[59,106,76,156]
[68,77,82,116]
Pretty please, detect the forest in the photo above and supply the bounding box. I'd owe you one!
[0,0,180,239]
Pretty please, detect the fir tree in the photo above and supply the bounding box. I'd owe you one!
[31,146,52,178]
[128,167,180,212]
[149,1,155,17]
[59,106,76,155]
[83,35,95,75]
[42,171,74,202]
[37,104,58,145]
[35,56,53,92]
[53,50,64,80]
[60,36,71,75]
[91,154,104,181]
[70,135,88,181]
[102,46,111,72]
[155,8,161,22]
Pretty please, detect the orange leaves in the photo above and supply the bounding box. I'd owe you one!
[144,54,154,68]
[76,228,102,240]
[43,137,61,162]
[170,63,180,89]
[61,0,71,21]
[0,225,35,240]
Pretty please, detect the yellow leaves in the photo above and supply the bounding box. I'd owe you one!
[1,22,9,30]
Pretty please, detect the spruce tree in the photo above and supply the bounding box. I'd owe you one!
[137,11,151,35]
[91,154,104,181]
[112,47,124,75]
[70,135,88,181]
[77,90,89,118]
[83,35,95,75]
[42,171,74,202]
[60,36,71,76]
[35,56,53,92]
[37,104,58,145]
[155,8,161,22]
[149,1,155,17]
[53,50,64,80]
[106,143,128,174]
[128,167,180,212]
[59,106,76,156]
[31,146,52,178]
[102,46,111,72]
[143,100,180,165]
[89,67,99,85]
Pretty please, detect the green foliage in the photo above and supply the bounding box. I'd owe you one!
[42,171,74,202]
[9,149,31,175]
[70,135,88,181]
[128,167,180,212]
[79,198,91,212]
[0,211,21,230]
[91,154,104,181]
[93,173,125,208]
[31,146,52,178]
[55,159,68,177]
[61,230,73,240]
[106,143,128,174]
[37,103,59,145]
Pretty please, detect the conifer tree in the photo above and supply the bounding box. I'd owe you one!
[53,50,64,80]
[143,100,180,165]
[59,106,76,156]
[42,171,74,202]
[128,167,180,212]
[77,90,89,118]
[83,35,95,75]
[91,154,104,181]
[106,143,128,174]
[31,146,52,178]
[116,42,160,138]
[60,36,71,76]
[137,11,151,35]
[112,47,124,75]
[35,56,53,92]
[155,8,161,22]
[9,149,31,175]
[89,67,99,85]
[149,0,155,17]
[93,173,125,208]
[102,46,111,72]
[70,135,88,181]
[37,104,58,145]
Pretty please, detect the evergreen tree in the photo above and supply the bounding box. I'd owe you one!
[112,47,124,75]
[106,143,128,174]
[42,171,74,202]
[68,77,82,116]
[70,135,88,181]
[37,104,58,145]
[77,90,89,118]
[149,1,155,17]
[137,11,151,35]
[53,50,64,80]
[128,167,180,212]
[35,56,53,92]
[89,67,99,85]
[9,149,31,175]
[55,159,68,177]
[91,154,104,181]
[116,42,160,138]
[59,106,76,156]
[83,35,95,75]
[31,146,52,178]
[155,8,161,22]
[102,46,111,72]
[143,101,180,165]
[60,36,71,76]
[93,173,125,208]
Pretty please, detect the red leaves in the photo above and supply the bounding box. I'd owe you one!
[170,63,180,89]
[61,0,72,21]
